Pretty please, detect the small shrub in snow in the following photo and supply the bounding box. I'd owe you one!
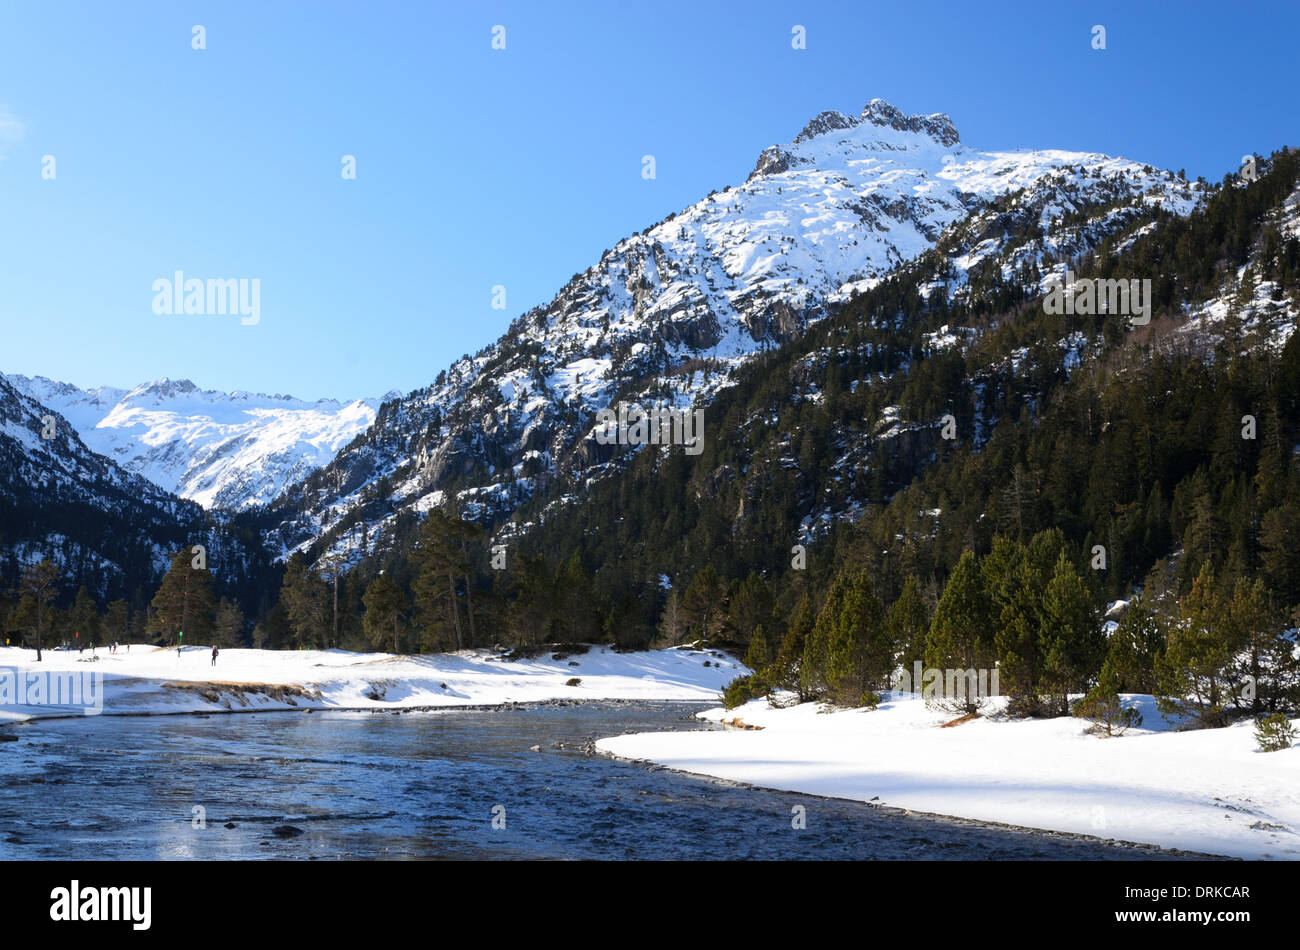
[1072,664,1142,736]
[721,674,757,709]
[858,691,881,710]
[565,677,582,687]
[1254,713,1296,752]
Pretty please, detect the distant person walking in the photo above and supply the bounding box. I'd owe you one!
[211,646,219,667]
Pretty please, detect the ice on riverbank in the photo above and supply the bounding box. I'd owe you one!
[0,644,744,722]
[596,692,1300,860]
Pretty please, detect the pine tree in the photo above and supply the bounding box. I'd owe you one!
[555,551,602,642]
[657,586,685,645]
[925,551,997,713]
[412,509,471,651]
[150,548,216,647]
[506,555,555,647]
[17,559,59,661]
[887,575,931,673]
[362,573,408,654]
[1073,657,1143,736]
[726,572,775,646]
[1224,577,1297,715]
[1039,551,1103,716]
[1156,564,1234,726]
[1104,596,1165,694]
[807,571,886,706]
[104,599,130,647]
[278,554,330,649]
[681,566,726,642]
[743,623,770,672]
[68,586,100,647]
[771,593,814,700]
[213,598,245,648]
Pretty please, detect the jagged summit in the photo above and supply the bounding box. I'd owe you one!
[753,98,961,180]
[792,99,959,148]
[129,377,199,401]
[859,98,959,146]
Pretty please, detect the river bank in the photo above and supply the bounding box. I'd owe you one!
[0,643,743,723]
[595,693,1300,860]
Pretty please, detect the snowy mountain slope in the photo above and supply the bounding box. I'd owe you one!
[253,98,1203,564]
[1174,178,1300,350]
[5,375,387,510]
[0,375,279,603]
[0,374,196,589]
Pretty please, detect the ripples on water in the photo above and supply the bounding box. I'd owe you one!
[0,702,1203,860]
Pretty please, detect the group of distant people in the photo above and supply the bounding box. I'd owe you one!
[17,634,222,666]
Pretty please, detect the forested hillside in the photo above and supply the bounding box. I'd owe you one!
[8,147,1297,731]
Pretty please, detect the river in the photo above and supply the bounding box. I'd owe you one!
[0,701,1205,860]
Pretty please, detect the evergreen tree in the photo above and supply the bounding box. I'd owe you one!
[1104,596,1165,694]
[1039,551,1103,716]
[887,575,931,673]
[554,551,603,642]
[682,566,726,641]
[16,559,59,661]
[362,573,409,654]
[412,509,471,650]
[150,548,216,646]
[104,599,131,647]
[1073,657,1143,736]
[805,571,887,706]
[657,586,685,645]
[1156,564,1234,726]
[1223,577,1297,715]
[925,551,997,713]
[506,555,555,647]
[771,593,814,700]
[743,623,770,672]
[279,554,331,649]
[213,598,246,648]
[726,572,774,646]
[68,585,100,647]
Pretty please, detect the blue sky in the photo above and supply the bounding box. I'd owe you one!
[0,0,1295,401]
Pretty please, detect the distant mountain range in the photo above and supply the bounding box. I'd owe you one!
[4,375,389,510]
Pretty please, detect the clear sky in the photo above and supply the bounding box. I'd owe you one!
[1,0,1295,401]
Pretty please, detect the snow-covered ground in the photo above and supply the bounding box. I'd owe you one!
[0,644,743,722]
[597,693,1300,860]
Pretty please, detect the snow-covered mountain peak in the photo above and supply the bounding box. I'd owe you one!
[858,98,960,146]
[259,98,1205,566]
[790,99,959,149]
[127,377,200,403]
[3,373,382,510]
[755,98,963,181]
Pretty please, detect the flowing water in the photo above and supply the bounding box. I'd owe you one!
[0,702,1204,860]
